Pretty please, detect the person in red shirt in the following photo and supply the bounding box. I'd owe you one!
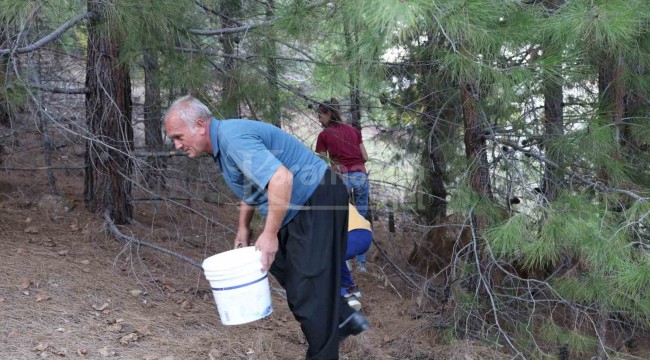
[315,99,370,271]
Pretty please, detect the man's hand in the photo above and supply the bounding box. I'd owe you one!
[233,228,250,249]
[255,231,278,272]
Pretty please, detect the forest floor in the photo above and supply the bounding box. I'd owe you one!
[0,117,512,359]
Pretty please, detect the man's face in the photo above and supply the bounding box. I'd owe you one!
[165,113,208,158]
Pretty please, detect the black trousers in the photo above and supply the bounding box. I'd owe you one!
[270,170,354,360]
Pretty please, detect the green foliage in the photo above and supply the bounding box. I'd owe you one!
[1,77,28,112]
[0,0,81,46]
[448,182,503,225]
[486,213,533,261]
[159,52,213,98]
[628,118,650,153]
[614,259,650,300]
[0,0,35,20]
[559,118,636,187]
[550,0,649,57]
[452,281,480,313]
[539,320,599,356]
[275,1,320,40]
[553,274,611,305]
[103,0,192,57]
[338,0,433,44]
[628,200,650,225]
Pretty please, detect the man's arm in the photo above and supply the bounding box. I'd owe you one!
[255,165,293,271]
[233,201,255,248]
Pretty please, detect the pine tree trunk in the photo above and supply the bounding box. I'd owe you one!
[28,52,58,195]
[538,0,565,202]
[541,73,563,201]
[84,0,133,224]
[220,0,240,118]
[424,129,447,222]
[462,82,491,198]
[461,82,492,284]
[597,53,626,187]
[624,63,648,153]
[143,48,165,190]
[144,49,162,150]
[0,27,10,126]
[343,19,361,130]
[461,81,491,280]
[611,56,625,147]
[420,68,449,223]
[265,0,281,127]
[598,54,625,146]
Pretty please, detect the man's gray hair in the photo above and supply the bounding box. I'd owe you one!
[166,95,212,128]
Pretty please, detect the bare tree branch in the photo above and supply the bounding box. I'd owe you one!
[29,84,87,94]
[104,210,202,268]
[132,150,187,158]
[189,20,275,36]
[174,46,330,65]
[188,0,328,36]
[1,166,84,171]
[486,134,648,202]
[0,12,97,56]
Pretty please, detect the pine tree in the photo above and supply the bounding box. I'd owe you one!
[84,0,133,224]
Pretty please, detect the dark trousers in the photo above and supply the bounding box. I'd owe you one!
[270,170,353,360]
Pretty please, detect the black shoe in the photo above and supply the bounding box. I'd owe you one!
[338,311,368,341]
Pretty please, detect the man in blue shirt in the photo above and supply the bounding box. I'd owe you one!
[164,96,368,359]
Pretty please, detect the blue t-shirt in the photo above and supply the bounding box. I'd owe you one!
[210,119,327,226]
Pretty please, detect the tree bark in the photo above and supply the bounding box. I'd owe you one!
[0,27,10,126]
[28,52,59,195]
[541,73,563,202]
[420,65,450,223]
[143,48,166,190]
[265,0,281,127]
[539,0,565,202]
[84,0,133,224]
[624,63,648,153]
[219,0,241,118]
[462,82,492,198]
[597,53,626,187]
[144,49,162,150]
[343,19,361,130]
[461,80,492,291]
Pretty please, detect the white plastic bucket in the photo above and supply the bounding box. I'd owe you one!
[202,246,273,325]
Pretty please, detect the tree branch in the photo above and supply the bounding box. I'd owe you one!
[188,0,328,36]
[189,20,275,36]
[29,84,87,94]
[0,12,97,56]
[104,210,202,268]
[174,46,330,65]
[486,134,647,202]
[132,150,187,158]
[1,166,84,171]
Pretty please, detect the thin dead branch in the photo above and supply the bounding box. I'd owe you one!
[0,12,97,56]
[486,134,648,201]
[188,0,328,36]
[29,84,87,94]
[104,210,202,268]
[132,150,186,158]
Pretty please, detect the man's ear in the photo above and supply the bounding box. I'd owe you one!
[196,118,208,134]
